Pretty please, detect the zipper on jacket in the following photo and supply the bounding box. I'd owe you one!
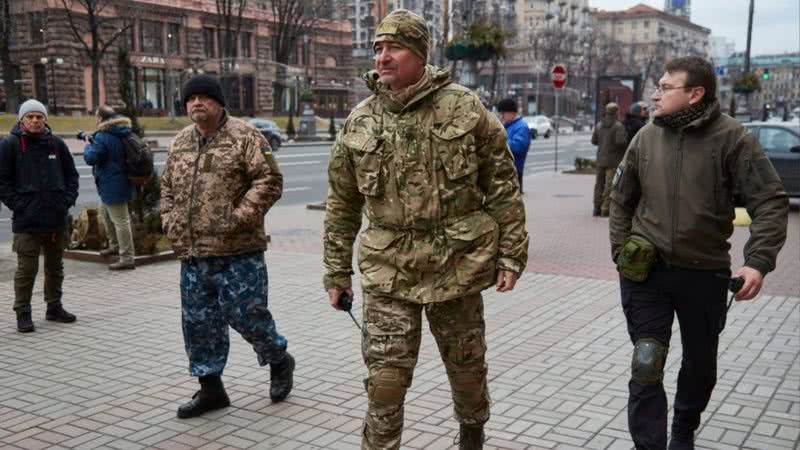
[670,132,684,258]
[187,139,206,257]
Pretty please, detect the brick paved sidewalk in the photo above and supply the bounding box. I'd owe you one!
[0,251,797,450]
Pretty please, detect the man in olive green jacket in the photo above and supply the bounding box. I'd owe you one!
[323,9,528,450]
[609,57,788,450]
[591,102,628,216]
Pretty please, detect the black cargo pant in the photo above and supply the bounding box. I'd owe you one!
[620,260,729,450]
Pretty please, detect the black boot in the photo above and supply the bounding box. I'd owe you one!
[668,430,694,450]
[457,424,485,450]
[45,302,76,323]
[269,353,295,402]
[16,312,34,333]
[177,375,231,419]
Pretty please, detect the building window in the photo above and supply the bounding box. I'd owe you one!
[121,20,136,51]
[218,29,238,58]
[30,12,46,44]
[140,20,163,54]
[241,32,252,58]
[203,27,216,58]
[167,23,181,55]
[141,67,165,109]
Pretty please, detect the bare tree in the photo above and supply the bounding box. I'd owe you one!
[60,0,134,111]
[0,0,17,113]
[269,0,320,113]
[216,0,247,72]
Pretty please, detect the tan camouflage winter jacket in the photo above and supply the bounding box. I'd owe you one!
[160,114,282,259]
[323,66,529,303]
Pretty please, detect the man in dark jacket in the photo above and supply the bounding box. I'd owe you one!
[497,98,531,193]
[610,57,789,450]
[83,105,135,270]
[591,102,627,216]
[0,99,80,332]
[623,101,648,145]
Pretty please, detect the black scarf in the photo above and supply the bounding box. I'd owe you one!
[653,102,709,129]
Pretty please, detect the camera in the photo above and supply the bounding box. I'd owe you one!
[76,130,93,144]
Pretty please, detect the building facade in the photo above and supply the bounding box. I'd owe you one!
[719,53,800,116]
[1,0,354,117]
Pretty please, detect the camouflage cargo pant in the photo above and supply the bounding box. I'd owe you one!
[12,232,67,313]
[180,252,288,377]
[361,292,490,450]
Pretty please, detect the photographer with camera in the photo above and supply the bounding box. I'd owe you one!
[0,99,80,332]
[80,105,136,270]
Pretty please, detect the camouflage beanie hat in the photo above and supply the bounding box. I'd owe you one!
[374,9,430,62]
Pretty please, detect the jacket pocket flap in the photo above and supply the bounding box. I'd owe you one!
[342,132,380,152]
[444,213,497,241]
[361,228,400,250]
[431,112,481,141]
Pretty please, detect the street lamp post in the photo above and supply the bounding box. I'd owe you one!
[40,57,63,115]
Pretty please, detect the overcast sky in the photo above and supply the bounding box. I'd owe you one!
[589,0,800,56]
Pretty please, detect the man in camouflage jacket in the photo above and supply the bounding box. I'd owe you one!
[323,10,529,450]
[161,75,295,419]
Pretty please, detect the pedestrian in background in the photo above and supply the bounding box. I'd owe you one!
[160,75,295,419]
[591,102,627,217]
[497,98,531,194]
[82,105,136,270]
[623,101,649,146]
[0,99,80,332]
[610,56,789,449]
[324,9,528,450]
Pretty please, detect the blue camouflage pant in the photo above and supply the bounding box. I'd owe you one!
[180,252,287,377]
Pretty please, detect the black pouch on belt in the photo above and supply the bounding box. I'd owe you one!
[617,235,657,282]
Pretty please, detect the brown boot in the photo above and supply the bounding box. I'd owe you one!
[109,260,136,270]
[99,247,119,257]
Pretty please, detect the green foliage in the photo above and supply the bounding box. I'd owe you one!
[445,21,511,61]
[300,89,314,103]
[574,157,597,170]
[733,73,761,94]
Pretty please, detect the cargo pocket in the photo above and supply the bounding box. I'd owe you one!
[343,132,384,197]
[444,214,499,286]
[432,126,479,182]
[358,228,401,293]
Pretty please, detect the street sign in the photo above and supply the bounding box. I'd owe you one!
[551,64,567,89]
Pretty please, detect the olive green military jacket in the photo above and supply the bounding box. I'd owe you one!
[609,101,788,275]
[160,114,283,259]
[591,115,628,168]
[323,66,529,303]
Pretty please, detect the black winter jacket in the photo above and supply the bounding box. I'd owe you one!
[0,124,80,233]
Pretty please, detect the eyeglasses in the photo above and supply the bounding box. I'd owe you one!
[654,85,694,94]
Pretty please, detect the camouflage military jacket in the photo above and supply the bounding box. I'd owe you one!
[160,114,282,259]
[323,66,529,303]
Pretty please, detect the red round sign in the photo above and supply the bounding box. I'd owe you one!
[551,64,567,89]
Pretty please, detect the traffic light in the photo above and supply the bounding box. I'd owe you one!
[763,68,770,80]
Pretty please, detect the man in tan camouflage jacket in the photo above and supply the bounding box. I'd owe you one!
[161,75,295,419]
[323,10,529,450]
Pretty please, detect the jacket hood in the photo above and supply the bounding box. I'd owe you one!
[363,65,451,112]
[600,115,616,128]
[97,116,132,137]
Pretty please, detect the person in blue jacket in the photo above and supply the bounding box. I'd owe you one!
[497,98,531,194]
[82,106,135,270]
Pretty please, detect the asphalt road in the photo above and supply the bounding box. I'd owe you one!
[0,133,596,244]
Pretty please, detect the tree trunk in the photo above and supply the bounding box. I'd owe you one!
[92,58,101,112]
[489,56,499,104]
[0,0,17,113]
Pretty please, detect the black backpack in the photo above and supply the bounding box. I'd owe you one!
[121,132,154,186]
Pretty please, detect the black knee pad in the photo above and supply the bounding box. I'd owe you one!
[631,338,668,385]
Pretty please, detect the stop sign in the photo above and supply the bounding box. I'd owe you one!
[551,64,567,89]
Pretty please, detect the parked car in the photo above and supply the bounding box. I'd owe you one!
[523,115,553,139]
[248,118,283,151]
[744,122,800,197]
